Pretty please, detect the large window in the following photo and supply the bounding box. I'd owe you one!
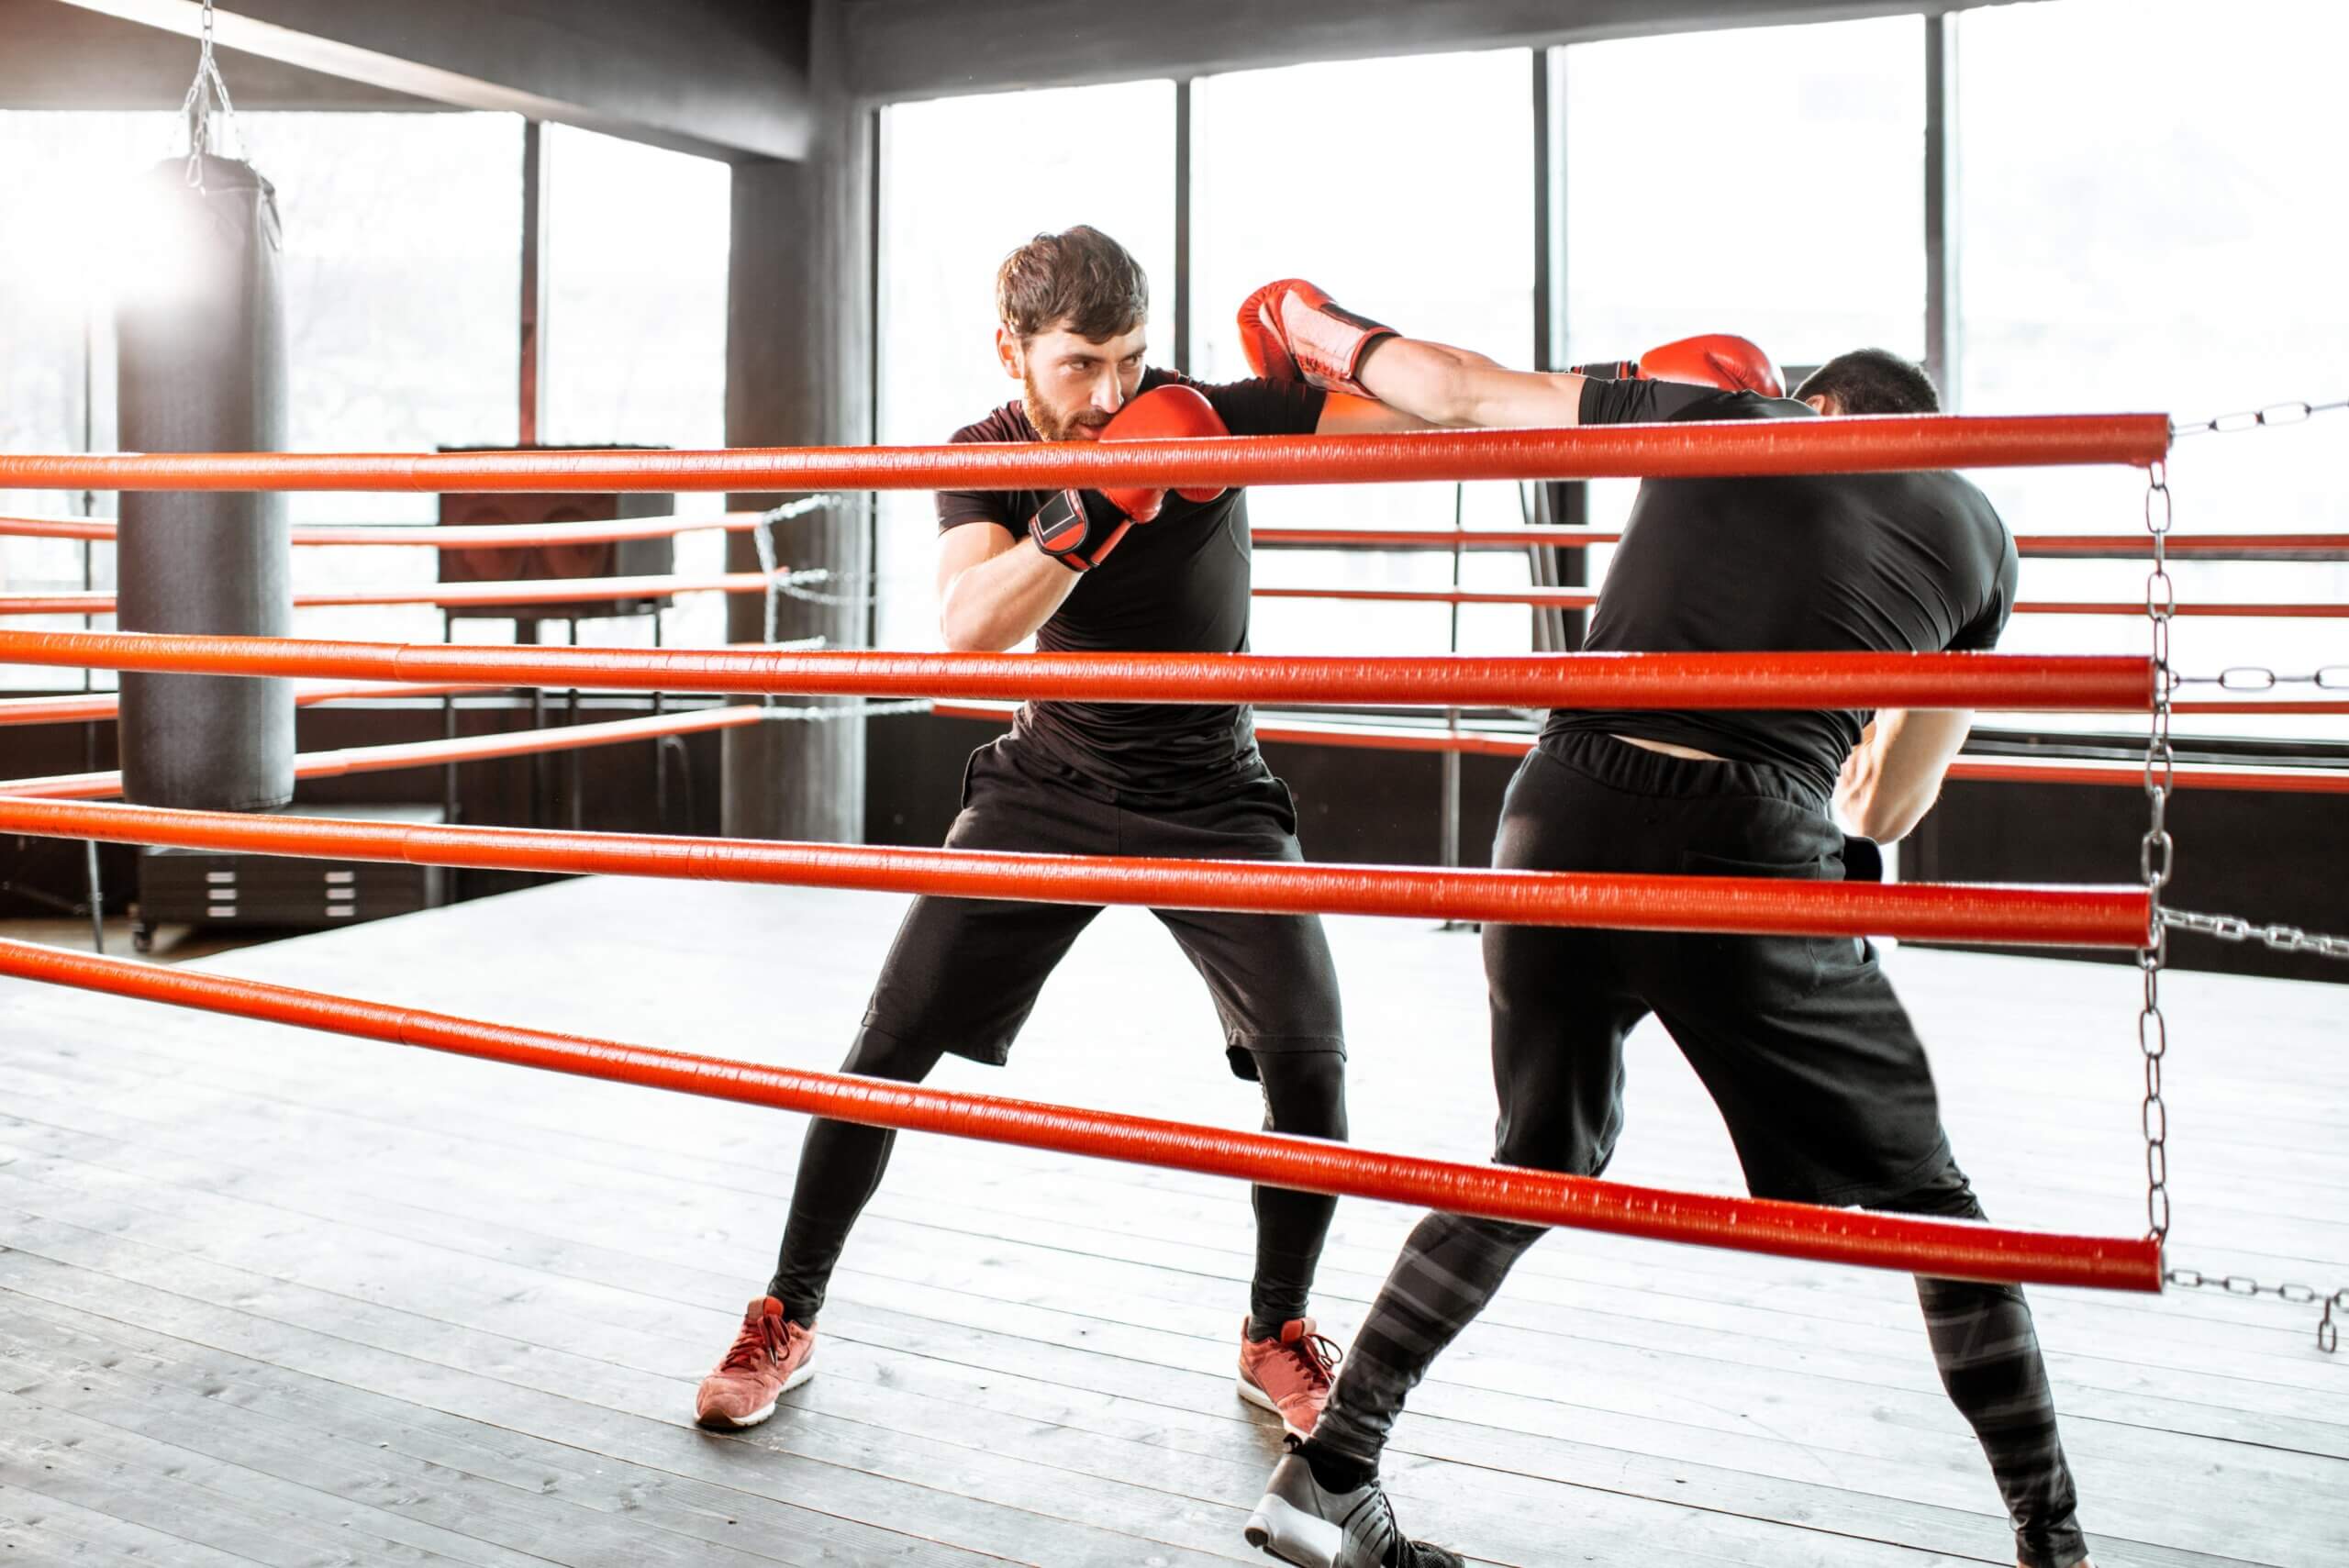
[1563,17,1926,589]
[1959,0,2349,740]
[1563,18,1922,372]
[540,124,732,650]
[0,112,741,680]
[874,82,1176,651]
[0,109,523,686]
[1195,50,1534,657]
[265,113,525,650]
[0,111,173,690]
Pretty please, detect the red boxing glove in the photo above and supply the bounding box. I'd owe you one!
[1098,383,1231,517]
[1571,333,1786,398]
[1236,278,1397,398]
[1030,385,1232,573]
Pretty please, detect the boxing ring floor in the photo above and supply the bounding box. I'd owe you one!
[0,874,2340,1567]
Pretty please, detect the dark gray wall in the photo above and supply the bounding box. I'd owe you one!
[0,0,429,107]
[842,0,2030,102]
[31,0,809,159]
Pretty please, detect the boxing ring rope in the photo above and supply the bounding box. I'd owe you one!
[0,680,492,728]
[0,929,2159,1291]
[0,630,2155,710]
[921,702,2349,797]
[0,509,776,545]
[0,706,770,800]
[0,414,2172,495]
[0,794,2149,948]
[15,581,2328,622]
[3,689,2332,795]
[2175,698,2349,716]
[10,514,2343,561]
[0,572,787,618]
[1249,586,2349,619]
[1251,527,2349,561]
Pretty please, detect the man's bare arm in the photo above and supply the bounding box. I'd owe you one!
[935,521,1081,651]
[1834,708,1976,843]
[1352,338,1590,429]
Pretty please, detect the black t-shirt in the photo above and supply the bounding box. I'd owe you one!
[1547,378,2018,803]
[936,368,1326,802]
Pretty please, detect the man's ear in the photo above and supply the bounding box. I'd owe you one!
[1804,392,1837,416]
[995,325,1023,381]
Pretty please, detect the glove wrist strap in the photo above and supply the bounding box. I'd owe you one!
[1281,295,1397,399]
[1030,489,1118,572]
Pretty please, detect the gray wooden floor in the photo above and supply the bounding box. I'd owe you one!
[1,874,2343,1566]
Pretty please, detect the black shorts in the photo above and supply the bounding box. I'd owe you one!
[1483,730,1953,1207]
[857,736,1345,1081]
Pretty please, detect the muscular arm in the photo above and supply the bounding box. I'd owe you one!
[936,520,1080,651]
[1352,338,1591,429]
[1834,708,1976,844]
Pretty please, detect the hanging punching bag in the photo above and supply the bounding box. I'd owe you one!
[116,151,294,811]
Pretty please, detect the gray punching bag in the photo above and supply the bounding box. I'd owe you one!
[116,153,294,811]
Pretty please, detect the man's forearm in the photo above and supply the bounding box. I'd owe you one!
[1834,709,1973,843]
[1357,338,1586,429]
[938,532,1080,651]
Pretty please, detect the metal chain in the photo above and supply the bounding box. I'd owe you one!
[2170,395,2349,439]
[762,495,849,524]
[178,0,241,189]
[771,567,881,609]
[2171,663,2349,692]
[751,496,860,644]
[2137,462,2175,1245]
[2163,907,2349,962]
[2139,464,2343,1351]
[2165,1271,2348,1354]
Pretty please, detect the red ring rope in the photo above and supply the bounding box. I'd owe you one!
[0,707,767,800]
[0,512,778,545]
[11,515,2340,562]
[0,932,2158,1289]
[0,630,2156,710]
[0,416,2172,495]
[0,572,780,617]
[0,795,2150,947]
[1249,586,2349,618]
[0,681,490,728]
[1253,528,2349,561]
[920,703,2349,795]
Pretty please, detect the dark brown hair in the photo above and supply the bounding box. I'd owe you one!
[995,225,1149,341]
[1794,349,1942,415]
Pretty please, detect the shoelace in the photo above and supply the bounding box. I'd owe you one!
[718,1311,785,1373]
[1286,1329,1343,1382]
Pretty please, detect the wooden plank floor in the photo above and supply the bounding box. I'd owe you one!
[1,873,2343,1566]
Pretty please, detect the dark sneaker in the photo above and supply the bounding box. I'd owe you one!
[694,1296,815,1429]
[1245,1450,1464,1567]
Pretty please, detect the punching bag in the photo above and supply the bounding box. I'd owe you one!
[116,152,294,811]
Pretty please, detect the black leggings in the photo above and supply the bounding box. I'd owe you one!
[1313,1165,2085,1568]
[770,1028,1348,1330]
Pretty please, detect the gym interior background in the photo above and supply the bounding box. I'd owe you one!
[3,0,2341,975]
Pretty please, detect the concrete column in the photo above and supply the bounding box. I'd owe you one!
[721,2,874,843]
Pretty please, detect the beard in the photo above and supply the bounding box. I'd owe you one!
[1020,368,1114,442]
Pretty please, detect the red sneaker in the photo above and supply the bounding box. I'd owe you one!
[694,1296,815,1429]
[1237,1317,1341,1440]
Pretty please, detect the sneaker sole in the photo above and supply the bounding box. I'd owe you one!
[1243,1493,1341,1566]
[696,1362,816,1429]
[1235,1373,1312,1440]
